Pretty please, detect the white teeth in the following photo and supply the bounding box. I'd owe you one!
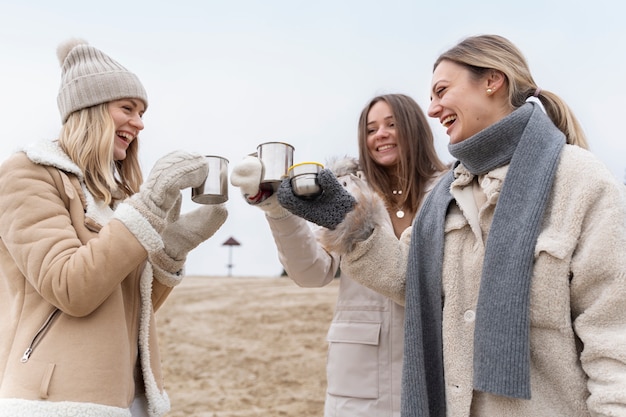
[117,132,134,141]
[377,144,395,151]
[442,115,456,127]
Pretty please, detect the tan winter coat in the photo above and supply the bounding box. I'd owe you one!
[0,141,173,417]
[340,145,626,416]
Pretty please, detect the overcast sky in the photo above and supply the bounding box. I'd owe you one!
[1,0,624,277]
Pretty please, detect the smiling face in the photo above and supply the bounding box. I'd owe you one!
[428,59,510,144]
[365,100,400,168]
[107,99,145,161]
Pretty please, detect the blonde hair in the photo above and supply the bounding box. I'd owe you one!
[434,34,588,149]
[357,94,448,213]
[59,103,143,205]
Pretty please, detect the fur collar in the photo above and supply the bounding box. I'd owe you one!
[22,139,83,179]
[21,140,115,228]
[325,156,361,178]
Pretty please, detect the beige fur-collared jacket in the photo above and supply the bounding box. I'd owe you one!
[334,145,626,416]
[0,140,175,417]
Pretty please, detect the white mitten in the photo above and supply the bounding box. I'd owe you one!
[151,203,228,285]
[114,151,209,255]
[230,155,263,197]
[230,155,290,219]
[124,151,209,233]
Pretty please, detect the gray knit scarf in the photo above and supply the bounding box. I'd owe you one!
[401,102,565,416]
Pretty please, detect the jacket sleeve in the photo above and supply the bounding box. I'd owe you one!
[566,150,626,414]
[266,214,338,288]
[315,168,410,304]
[339,225,411,305]
[0,154,148,317]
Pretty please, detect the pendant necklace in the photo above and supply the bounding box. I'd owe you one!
[392,189,405,218]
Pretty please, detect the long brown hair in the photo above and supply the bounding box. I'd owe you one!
[59,103,143,205]
[357,94,447,213]
[434,34,588,149]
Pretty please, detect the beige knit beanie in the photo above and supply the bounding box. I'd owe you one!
[56,38,148,123]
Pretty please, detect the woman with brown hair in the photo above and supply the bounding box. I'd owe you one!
[232,93,447,416]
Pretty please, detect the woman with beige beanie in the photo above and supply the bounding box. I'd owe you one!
[0,39,227,416]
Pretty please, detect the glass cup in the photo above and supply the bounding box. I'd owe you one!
[191,155,229,204]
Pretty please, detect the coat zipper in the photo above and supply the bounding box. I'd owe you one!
[21,308,61,363]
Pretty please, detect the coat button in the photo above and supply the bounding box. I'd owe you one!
[463,310,475,322]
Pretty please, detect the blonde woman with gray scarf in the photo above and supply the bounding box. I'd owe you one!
[277,34,626,416]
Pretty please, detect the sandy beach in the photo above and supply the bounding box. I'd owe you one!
[156,276,339,417]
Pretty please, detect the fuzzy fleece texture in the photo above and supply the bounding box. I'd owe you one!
[317,157,390,254]
[327,147,626,415]
[23,139,113,227]
[336,225,411,306]
[0,398,131,417]
[317,157,420,305]
[114,203,164,255]
[138,262,171,417]
[402,103,565,416]
[23,139,164,256]
[439,146,626,416]
[10,139,171,417]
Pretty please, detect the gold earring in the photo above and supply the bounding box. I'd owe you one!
[486,88,493,95]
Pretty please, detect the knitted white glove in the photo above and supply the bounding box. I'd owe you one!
[230,155,290,219]
[126,151,209,233]
[151,201,228,285]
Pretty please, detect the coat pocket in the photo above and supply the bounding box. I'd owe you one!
[3,357,56,400]
[530,230,577,329]
[325,321,381,399]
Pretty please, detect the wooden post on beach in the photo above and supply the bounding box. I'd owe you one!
[222,236,241,277]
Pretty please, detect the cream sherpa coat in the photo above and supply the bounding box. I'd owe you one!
[334,145,626,416]
[0,140,174,417]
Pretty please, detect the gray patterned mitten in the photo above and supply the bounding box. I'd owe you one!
[277,168,356,230]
